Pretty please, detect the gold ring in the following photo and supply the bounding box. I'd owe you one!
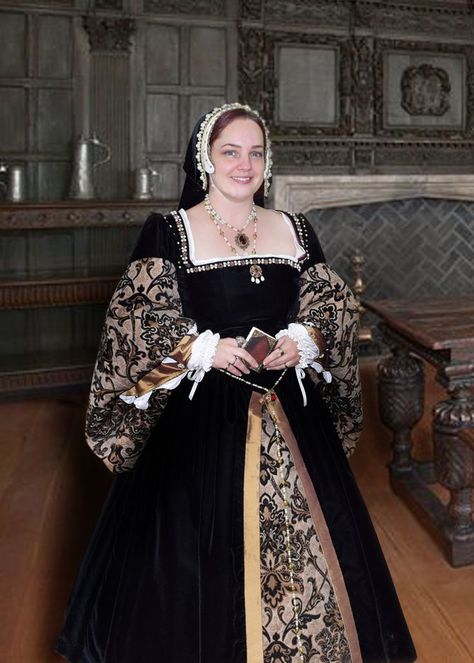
[231,356,239,365]
[279,348,284,357]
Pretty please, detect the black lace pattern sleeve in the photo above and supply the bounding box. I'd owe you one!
[294,215,362,457]
[85,213,196,473]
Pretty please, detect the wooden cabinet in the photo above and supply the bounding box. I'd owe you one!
[0,201,173,397]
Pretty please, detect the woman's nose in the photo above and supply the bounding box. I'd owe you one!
[238,155,252,170]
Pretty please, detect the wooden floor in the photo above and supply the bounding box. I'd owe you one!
[0,360,473,662]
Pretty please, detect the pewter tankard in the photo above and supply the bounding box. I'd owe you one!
[133,162,161,200]
[0,162,27,202]
[69,134,111,199]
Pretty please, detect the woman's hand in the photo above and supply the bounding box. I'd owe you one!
[212,338,259,376]
[263,335,299,371]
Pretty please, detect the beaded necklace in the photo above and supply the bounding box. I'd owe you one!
[204,193,256,251]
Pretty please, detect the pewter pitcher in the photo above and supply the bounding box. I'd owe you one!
[69,134,111,199]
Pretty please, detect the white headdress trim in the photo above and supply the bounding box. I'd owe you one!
[195,102,273,197]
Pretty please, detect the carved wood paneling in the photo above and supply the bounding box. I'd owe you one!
[239,28,352,137]
[83,16,135,53]
[374,39,474,139]
[0,201,172,230]
[143,0,225,16]
[240,0,262,20]
[0,276,118,311]
[0,365,92,398]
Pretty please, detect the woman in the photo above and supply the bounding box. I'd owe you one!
[56,103,416,663]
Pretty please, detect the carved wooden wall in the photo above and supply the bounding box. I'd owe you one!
[2,0,474,394]
[0,0,237,201]
[238,0,474,174]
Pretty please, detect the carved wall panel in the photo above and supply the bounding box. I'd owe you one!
[94,0,123,9]
[0,88,26,152]
[144,0,225,16]
[145,24,180,86]
[264,0,349,27]
[146,94,179,153]
[355,1,474,39]
[277,46,338,126]
[375,41,474,138]
[238,2,474,172]
[189,27,226,87]
[240,28,352,137]
[353,37,375,135]
[0,13,26,78]
[38,14,72,79]
[37,89,73,153]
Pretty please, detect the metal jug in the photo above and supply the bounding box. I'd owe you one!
[69,134,111,199]
[0,162,27,202]
[133,162,161,200]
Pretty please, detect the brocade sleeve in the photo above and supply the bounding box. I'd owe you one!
[295,217,362,458]
[85,215,196,473]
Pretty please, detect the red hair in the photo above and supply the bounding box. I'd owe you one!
[209,108,266,150]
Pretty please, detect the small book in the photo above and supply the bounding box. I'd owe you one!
[243,326,277,372]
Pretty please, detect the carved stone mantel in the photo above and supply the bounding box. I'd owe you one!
[274,174,474,213]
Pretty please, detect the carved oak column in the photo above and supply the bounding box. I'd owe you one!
[378,346,424,474]
[83,15,136,199]
[433,386,474,561]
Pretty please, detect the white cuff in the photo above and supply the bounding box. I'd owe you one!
[276,322,320,368]
[188,329,220,372]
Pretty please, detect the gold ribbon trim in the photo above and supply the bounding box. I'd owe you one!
[243,392,265,663]
[121,334,196,398]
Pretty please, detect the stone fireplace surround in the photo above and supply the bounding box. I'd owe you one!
[274,174,474,213]
[273,174,474,351]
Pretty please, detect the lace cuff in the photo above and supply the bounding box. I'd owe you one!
[276,323,332,407]
[276,322,320,368]
[188,329,220,372]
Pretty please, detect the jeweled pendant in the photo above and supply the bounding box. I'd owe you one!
[250,263,265,284]
[235,231,250,250]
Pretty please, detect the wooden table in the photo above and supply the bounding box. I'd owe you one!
[365,297,474,567]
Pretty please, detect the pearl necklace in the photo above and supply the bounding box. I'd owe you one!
[204,195,265,284]
[204,194,257,251]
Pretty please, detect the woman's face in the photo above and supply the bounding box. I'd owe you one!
[209,117,265,203]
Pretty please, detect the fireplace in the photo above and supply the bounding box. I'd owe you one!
[274,174,474,301]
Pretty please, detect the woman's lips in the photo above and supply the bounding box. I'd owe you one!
[232,176,252,183]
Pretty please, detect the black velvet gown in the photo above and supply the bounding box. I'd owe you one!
[56,210,417,663]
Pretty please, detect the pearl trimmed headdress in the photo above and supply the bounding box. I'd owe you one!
[195,102,273,197]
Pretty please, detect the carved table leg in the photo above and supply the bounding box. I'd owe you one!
[378,347,425,475]
[433,387,474,566]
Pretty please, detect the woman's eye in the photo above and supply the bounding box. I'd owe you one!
[251,151,263,159]
[224,150,238,157]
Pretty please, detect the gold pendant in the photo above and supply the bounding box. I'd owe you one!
[249,263,264,284]
[235,231,250,250]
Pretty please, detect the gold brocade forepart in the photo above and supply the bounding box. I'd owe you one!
[240,383,362,662]
[270,397,363,663]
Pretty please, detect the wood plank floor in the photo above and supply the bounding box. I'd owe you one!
[0,360,473,662]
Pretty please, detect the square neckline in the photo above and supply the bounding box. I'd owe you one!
[178,208,306,267]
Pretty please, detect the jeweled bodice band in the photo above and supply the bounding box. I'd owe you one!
[167,209,310,275]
